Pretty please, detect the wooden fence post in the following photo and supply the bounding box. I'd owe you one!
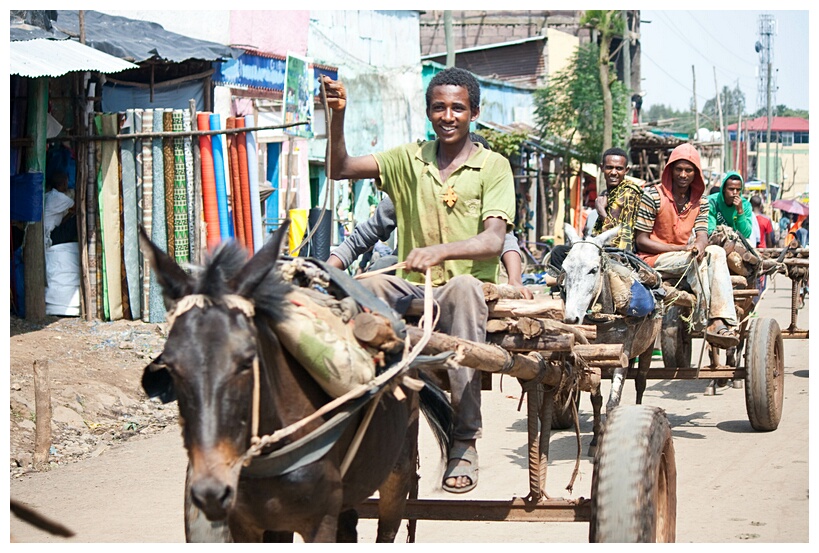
[33,359,52,469]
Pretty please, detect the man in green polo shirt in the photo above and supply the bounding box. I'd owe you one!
[323,68,515,494]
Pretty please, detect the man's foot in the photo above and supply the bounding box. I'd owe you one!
[705,319,739,349]
[442,440,478,494]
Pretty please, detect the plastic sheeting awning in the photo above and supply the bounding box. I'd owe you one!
[10,38,139,78]
[49,10,241,63]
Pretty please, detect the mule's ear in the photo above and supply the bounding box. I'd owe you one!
[138,226,193,302]
[231,219,291,297]
[564,223,582,245]
[593,225,621,247]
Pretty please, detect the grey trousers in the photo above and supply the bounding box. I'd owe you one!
[653,246,738,327]
[359,274,487,441]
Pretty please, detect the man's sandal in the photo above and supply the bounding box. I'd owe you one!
[442,443,478,494]
[705,322,739,349]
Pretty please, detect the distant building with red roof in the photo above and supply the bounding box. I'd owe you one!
[724,116,808,198]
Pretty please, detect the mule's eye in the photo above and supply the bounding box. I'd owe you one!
[588,267,598,275]
[236,357,255,375]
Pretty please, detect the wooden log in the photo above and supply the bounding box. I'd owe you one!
[33,359,52,469]
[661,283,696,308]
[482,283,524,301]
[352,312,403,352]
[486,333,574,352]
[732,289,759,298]
[485,318,596,341]
[407,296,564,320]
[571,344,628,367]
[783,258,810,267]
[408,327,625,378]
[406,327,563,384]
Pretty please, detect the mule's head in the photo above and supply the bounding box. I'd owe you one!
[561,223,620,324]
[139,222,291,521]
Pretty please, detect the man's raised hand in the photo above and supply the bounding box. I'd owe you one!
[322,76,347,111]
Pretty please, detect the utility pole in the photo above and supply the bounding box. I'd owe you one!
[736,100,742,174]
[444,11,455,68]
[692,65,699,139]
[766,60,772,196]
[714,67,725,173]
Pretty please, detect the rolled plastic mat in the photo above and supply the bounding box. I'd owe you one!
[197,112,221,250]
[235,117,254,253]
[226,116,246,249]
[210,114,231,240]
[244,114,263,253]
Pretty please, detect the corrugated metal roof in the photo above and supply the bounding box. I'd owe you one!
[10,38,139,78]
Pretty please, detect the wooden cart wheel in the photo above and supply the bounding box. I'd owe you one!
[744,317,785,431]
[589,405,677,543]
[185,462,233,543]
[661,305,692,369]
[551,388,580,430]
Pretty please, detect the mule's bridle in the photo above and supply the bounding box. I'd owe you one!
[166,294,264,439]
[565,240,608,315]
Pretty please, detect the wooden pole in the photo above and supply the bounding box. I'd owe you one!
[23,77,48,322]
[406,296,564,320]
[692,65,699,138]
[714,67,725,173]
[33,359,52,469]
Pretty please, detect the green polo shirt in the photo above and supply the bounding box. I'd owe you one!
[372,140,515,286]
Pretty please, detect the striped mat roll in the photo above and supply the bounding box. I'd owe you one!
[140,109,154,322]
[172,110,189,264]
[149,109,167,323]
[235,117,254,253]
[85,123,98,319]
[183,110,195,261]
[163,110,175,260]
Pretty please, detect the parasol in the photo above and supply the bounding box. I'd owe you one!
[771,198,809,216]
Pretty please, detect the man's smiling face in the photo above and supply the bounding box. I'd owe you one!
[426,84,478,145]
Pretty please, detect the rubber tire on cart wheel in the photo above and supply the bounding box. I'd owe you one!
[589,405,677,543]
[551,388,581,430]
[661,305,692,369]
[185,462,233,542]
[744,317,784,431]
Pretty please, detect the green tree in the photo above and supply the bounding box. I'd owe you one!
[533,42,629,165]
[702,84,746,124]
[580,9,626,152]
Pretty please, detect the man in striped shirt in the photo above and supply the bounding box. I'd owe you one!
[634,143,739,349]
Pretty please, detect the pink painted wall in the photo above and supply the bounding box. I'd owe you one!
[229,11,309,56]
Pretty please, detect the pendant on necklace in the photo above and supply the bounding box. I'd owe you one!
[443,186,458,208]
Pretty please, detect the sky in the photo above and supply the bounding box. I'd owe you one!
[639,8,810,115]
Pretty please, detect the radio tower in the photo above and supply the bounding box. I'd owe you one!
[755,14,777,112]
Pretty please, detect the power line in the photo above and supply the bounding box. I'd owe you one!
[641,50,711,106]
[654,11,748,78]
[684,11,757,68]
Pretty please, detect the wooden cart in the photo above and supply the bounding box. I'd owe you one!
[656,246,807,431]
[354,285,677,542]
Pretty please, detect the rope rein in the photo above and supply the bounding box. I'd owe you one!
[165,268,436,470]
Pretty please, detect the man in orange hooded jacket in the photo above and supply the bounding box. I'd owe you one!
[634,143,739,349]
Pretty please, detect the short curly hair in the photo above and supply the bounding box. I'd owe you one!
[426,67,481,112]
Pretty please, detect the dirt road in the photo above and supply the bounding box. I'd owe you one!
[9,281,809,543]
